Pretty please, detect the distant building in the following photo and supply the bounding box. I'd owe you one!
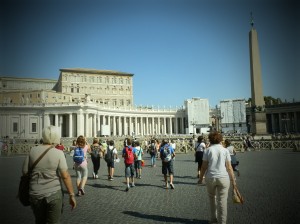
[220,99,247,134]
[185,98,210,134]
[0,69,188,139]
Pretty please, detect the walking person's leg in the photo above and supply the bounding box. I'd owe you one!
[95,157,100,178]
[130,164,135,186]
[216,178,230,224]
[107,163,111,179]
[79,166,88,195]
[75,167,82,196]
[169,161,175,189]
[162,162,168,188]
[206,178,218,223]
[153,154,156,167]
[91,156,96,178]
[125,165,130,191]
[110,161,115,180]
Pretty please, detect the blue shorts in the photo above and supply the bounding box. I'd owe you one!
[125,164,135,177]
[162,160,174,175]
[106,160,115,168]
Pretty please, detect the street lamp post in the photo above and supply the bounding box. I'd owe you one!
[281,117,290,134]
[212,114,223,132]
[190,120,196,135]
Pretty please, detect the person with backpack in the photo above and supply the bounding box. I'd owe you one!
[122,138,135,191]
[149,139,157,167]
[133,141,144,179]
[90,137,103,179]
[104,140,118,180]
[160,139,176,189]
[73,135,90,196]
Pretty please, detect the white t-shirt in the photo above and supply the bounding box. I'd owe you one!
[227,145,235,155]
[195,142,206,152]
[107,145,118,155]
[170,143,176,150]
[203,144,231,179]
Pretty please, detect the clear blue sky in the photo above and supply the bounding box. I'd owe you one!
[1,0,299,108]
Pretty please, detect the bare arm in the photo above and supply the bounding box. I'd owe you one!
[225,161,236,186]
[60,170,76,209]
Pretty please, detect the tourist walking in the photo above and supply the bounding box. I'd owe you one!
[160,139,176,189]
[133,141,144,179]
[155,139,161,158]
[149,139,157,167]
[21,126,76,223]
[198,132,237,224]
[122,138,135,191]
[104,140,118,180]
[195,136,206,178]
[90,137,103,179]
[74,135,90,196]
[224,139,240,176]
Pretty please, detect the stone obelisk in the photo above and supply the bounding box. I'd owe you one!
[249,14,267,135]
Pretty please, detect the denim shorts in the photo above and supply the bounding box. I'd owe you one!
[125,164,135,177]
[106,160,115,168]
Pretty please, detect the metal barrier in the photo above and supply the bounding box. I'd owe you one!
[2,139,299,155]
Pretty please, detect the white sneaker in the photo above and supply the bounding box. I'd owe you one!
[131,183,135,187]
[95,175,99,179]
[92,172,95,179]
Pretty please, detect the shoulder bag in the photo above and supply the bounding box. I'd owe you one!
[232,185,244,204]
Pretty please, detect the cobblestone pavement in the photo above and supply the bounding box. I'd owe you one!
[1,149,299,224]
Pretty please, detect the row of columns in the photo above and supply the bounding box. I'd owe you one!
[269,112,299,133]
[44,112,185,138]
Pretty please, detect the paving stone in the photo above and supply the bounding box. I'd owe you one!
[0,150,299,223]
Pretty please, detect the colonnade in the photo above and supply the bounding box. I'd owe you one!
[43,111,186,138]
[267,111,299,134]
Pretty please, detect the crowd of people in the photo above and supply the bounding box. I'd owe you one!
[21,125,241,224]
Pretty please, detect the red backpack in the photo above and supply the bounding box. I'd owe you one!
[124,146,134,165]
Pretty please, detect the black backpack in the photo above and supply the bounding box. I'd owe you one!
[105,147,114,163]
[91,145,101,158]
[150,144,156,155]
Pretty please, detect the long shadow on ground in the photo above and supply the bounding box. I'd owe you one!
[123,211,209,224]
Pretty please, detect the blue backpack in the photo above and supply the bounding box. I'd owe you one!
[162,145,172,162]
[73,147,85,164]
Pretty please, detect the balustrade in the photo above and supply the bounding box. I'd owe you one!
[1,139,299,155]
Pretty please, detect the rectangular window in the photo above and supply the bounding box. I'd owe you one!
[32,123,37,133]
[13,122,18,132]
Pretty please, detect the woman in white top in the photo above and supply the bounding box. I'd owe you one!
[194,136,206,178]
[198,132,236,224]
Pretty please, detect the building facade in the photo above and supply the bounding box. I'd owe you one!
[220,99,247,134]
[0,69,192,139]
[1,68,299,140]
[185,98,210,134]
